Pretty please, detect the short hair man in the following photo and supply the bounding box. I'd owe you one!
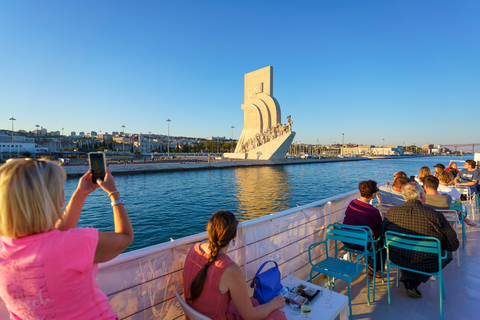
[433,163,445,179]
[381,183,459,298]
[376,176,411,205]
[422,175,452,210]
[454,160,480,195]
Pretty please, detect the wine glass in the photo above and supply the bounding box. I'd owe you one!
[287,267,295,287]
[301,302,311,319]
[289,292,301,316]
[323,284,332,309]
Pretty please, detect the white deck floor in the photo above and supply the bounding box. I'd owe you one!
[315,214,480,320]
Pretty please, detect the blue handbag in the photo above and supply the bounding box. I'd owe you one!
[250,260,283,304]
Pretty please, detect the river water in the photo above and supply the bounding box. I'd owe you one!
[64,155,472,252]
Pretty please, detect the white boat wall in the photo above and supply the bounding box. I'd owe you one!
[0,190,358,319]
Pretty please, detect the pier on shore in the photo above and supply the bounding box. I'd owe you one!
[62,157,370,177]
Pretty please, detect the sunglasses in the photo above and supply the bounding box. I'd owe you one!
[6,158,48,165]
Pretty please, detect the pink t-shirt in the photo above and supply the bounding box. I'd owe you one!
[0,227,118,320]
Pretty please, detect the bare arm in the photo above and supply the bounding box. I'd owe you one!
[56,170,100,231]
[456,180,478,186]
[222,264,284,320]
[94,169,134,263]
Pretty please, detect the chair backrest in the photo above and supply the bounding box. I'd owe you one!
[450,200,465,213]
[174,291,212,320]
[436,210,460,229]
[384,231,443,271]
[327,223,369,251]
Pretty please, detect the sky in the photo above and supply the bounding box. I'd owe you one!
[0,1,479,146]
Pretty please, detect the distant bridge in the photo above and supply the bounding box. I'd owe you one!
[441,143,480,152]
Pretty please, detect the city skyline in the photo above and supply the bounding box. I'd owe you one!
[1,1,479,146]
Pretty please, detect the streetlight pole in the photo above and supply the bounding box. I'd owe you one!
[230,126,235,153]
[121,125,126,152]
[166,119,171,157]
[383,138,385,156]
[341,133,344,156]
[61,127,64,151]
[9,117,16,158]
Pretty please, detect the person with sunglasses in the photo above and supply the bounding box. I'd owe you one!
[0,159,133,319]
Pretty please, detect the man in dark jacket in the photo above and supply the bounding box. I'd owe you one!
[381,182,459,298]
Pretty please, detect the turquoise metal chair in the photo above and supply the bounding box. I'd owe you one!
[384,231,447,320]
[333,223,384,296]
[308,223,370,320]
[450,200,467,248]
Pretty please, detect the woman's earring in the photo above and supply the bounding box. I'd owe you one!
[232,239,236,246]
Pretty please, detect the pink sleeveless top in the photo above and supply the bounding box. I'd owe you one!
[183,243,236,320]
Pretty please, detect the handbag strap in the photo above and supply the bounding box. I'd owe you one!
[254,260,278,279]
[250,260,279,288]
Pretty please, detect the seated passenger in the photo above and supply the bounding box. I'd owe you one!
[343,180,385,277]
[183,211,285,320]
[437,171,460,200]
[437,171,477,227]
[423,175,452,210]
[446,162,459,179]
[454,160,480,195]
[381,183,459,298]
[377,176,411,205]
[386,171,407,186]
[0,160,133,319]
[433,163,445,179]
[415,166,431,185]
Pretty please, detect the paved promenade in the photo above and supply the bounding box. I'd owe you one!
[62,157,370,177]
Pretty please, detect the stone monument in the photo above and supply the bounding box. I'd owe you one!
[224,66,295,161]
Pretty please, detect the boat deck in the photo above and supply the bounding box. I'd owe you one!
[314,214,480,319]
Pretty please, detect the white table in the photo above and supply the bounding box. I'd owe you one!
[281,276,349,320]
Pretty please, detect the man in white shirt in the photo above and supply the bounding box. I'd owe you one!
[437,171,461,200]
[438,171,477,226]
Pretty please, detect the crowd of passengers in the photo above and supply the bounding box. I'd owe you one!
[344,160,478,298]
[0,159,477,319]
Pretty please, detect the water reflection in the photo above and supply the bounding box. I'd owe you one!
[234,166,293,220]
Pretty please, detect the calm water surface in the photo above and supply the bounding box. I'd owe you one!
[64,155,471,252]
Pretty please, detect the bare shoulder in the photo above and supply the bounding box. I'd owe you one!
[224,262,243,277]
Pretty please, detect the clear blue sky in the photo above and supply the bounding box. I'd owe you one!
[1,1,479,146]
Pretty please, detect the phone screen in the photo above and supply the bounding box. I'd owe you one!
[89,153,106,183]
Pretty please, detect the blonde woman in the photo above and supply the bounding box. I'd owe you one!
[415,166,431,184]
[0,159,133,319]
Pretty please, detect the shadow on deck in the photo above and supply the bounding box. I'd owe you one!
[316,215,480,319]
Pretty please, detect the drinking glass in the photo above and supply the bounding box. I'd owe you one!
[323,284,332,309]
[287,267,295,287]
[301,303,311,319]
[289,292,301,316]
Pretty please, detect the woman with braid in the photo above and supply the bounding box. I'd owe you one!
[183,211,286,320]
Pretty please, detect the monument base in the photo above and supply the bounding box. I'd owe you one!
[225,131,295,161]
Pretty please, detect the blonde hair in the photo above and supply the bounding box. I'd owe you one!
[0,159,66,239]
[418,166,431,179]
[438,170,454,184]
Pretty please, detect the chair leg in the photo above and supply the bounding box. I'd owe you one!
[347,282,353,320]
[372,254,376,302]
[439,276,444,320]
[366,267,370,305]
[396,268,399,288]
[387,263,391,305]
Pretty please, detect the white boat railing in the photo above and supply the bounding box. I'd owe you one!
[0,189,358,320]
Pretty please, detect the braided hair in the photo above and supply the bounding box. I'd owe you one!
[188,210,238,301]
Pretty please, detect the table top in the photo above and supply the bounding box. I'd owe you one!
[281,276,348,320]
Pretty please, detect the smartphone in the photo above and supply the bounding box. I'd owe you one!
[88,152,106,183]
